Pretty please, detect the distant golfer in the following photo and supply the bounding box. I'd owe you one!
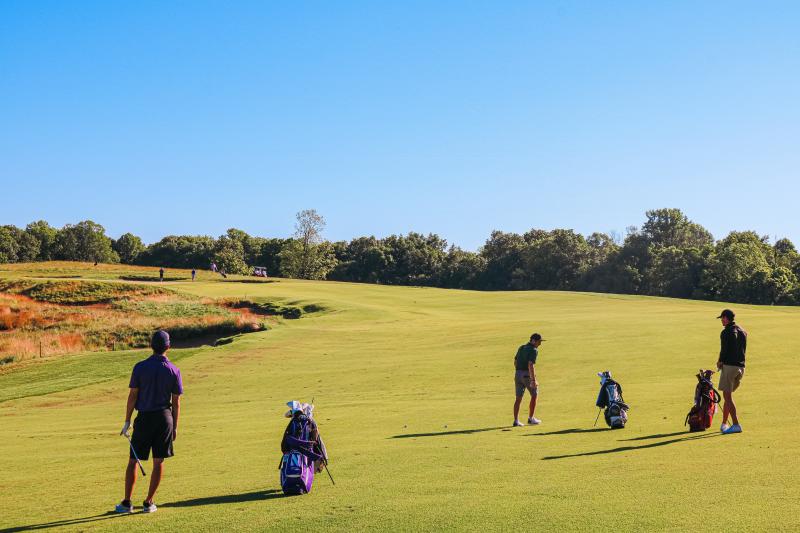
[159,268,164,282]
[513,333,544,427]
[716,309,747,434]
[115,330,183,514]
[191,269,196,281]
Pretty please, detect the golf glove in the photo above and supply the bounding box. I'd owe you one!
[120,421,131,436]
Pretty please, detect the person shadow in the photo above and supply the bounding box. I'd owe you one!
[390,426,509,439]
[0,512,133,532]
[1,490,287,532]
[541,432,721,460]
[161,489,287,507]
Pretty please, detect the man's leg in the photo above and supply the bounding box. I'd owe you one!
[723,391,739,426]
[145,458,164,504]
[513,396,523,421]
[124,458,138,502]
[528,393,538,419]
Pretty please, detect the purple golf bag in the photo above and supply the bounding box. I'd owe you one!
[279,410,326,495]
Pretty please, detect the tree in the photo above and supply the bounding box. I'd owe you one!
[641,208,714,249]
[436,246,486,289]
[53,221,119,263]
[512,229,592,290]
[706,232,774,303]
[137,235,216,268]
[647,246,710,299]
[113,233,145,264]
[478,231,527,290]
[279,239,338,280]
[1,225,40,262]
[213,236,249,275]
[0,226,20,263]
[279,210,337,279]
[25,221,57,261]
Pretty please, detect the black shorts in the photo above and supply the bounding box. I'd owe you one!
[131,409,174,460]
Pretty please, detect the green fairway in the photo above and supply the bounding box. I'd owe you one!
[1,268,799,532]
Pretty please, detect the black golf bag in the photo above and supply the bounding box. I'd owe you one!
[596,371,629,429]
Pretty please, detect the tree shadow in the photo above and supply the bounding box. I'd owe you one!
[541,433,721,460]
[523,427,609,437]
[1,511,132,532]
[390,426,508,439]
[161,489,287,507]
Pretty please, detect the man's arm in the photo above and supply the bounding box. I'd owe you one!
[528,361,537,386]
[171,394,180,441]
[718,329,731,369]
[121,388,138,435]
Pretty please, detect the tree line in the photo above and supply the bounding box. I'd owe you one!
[2,208,799,306]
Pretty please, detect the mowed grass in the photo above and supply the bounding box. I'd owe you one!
[1,269,799,532]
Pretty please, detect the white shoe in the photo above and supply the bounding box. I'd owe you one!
[512,420,524,427]
[722,424,742,434]
[114,501,133,513]
[527,417,541,425]
[720,423,730,433]
[142,501,157,513]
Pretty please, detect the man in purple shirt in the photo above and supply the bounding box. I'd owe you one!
[115,330,183,514]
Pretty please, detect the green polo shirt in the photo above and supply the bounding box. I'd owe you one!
[514,344,538,371]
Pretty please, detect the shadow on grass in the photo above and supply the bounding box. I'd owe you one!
[0,491,287,531]
[522,427,609,437]
[541,433,722,460]
[0,511,133,532]
[390,426,509,439]
[620,431,692,441]
[161,489,287,507]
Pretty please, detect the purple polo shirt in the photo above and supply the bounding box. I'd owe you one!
[129,354,184,412]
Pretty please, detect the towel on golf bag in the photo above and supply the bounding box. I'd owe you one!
[685,369,721,432]
[279,400,329,495]
[596,371,629,429]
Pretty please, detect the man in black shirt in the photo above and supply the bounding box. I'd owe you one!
[716,309,747,434]
[512,333,544,427]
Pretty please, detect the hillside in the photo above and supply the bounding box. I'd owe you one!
[1,264,798,531]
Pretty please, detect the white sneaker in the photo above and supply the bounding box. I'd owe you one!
[114,501,133,513]
[512,420,524,427]
[142,501,157,513]
[722,424,742,434]
[720,423,730,433]
[527,417,541,425]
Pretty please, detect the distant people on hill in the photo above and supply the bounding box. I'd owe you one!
[219,268,227,279]
[512,333,544,427]
[716,309,747,434]
[191,269,196,281]
[116,330,183,514]
[159,268,164,282]
[210,262,217,273]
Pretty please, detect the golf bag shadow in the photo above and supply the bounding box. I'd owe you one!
[279,407,328,495]
[596,371,629,429]
[685,369,721,432]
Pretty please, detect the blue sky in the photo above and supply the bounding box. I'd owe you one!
[2,1,798,249]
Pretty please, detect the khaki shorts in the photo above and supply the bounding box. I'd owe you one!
[515,370,538,397]
[719,364,744,392]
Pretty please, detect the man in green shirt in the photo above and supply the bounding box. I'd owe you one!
[513,333,544,427]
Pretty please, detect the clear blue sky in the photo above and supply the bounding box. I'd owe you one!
[2,1,798,250]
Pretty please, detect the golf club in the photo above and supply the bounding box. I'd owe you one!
[323,462,336,485]
[124,434,146,476]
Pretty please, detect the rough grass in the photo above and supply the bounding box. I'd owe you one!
[0,280,271,363]
[1,267,799,531]
[0,279,169,305]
